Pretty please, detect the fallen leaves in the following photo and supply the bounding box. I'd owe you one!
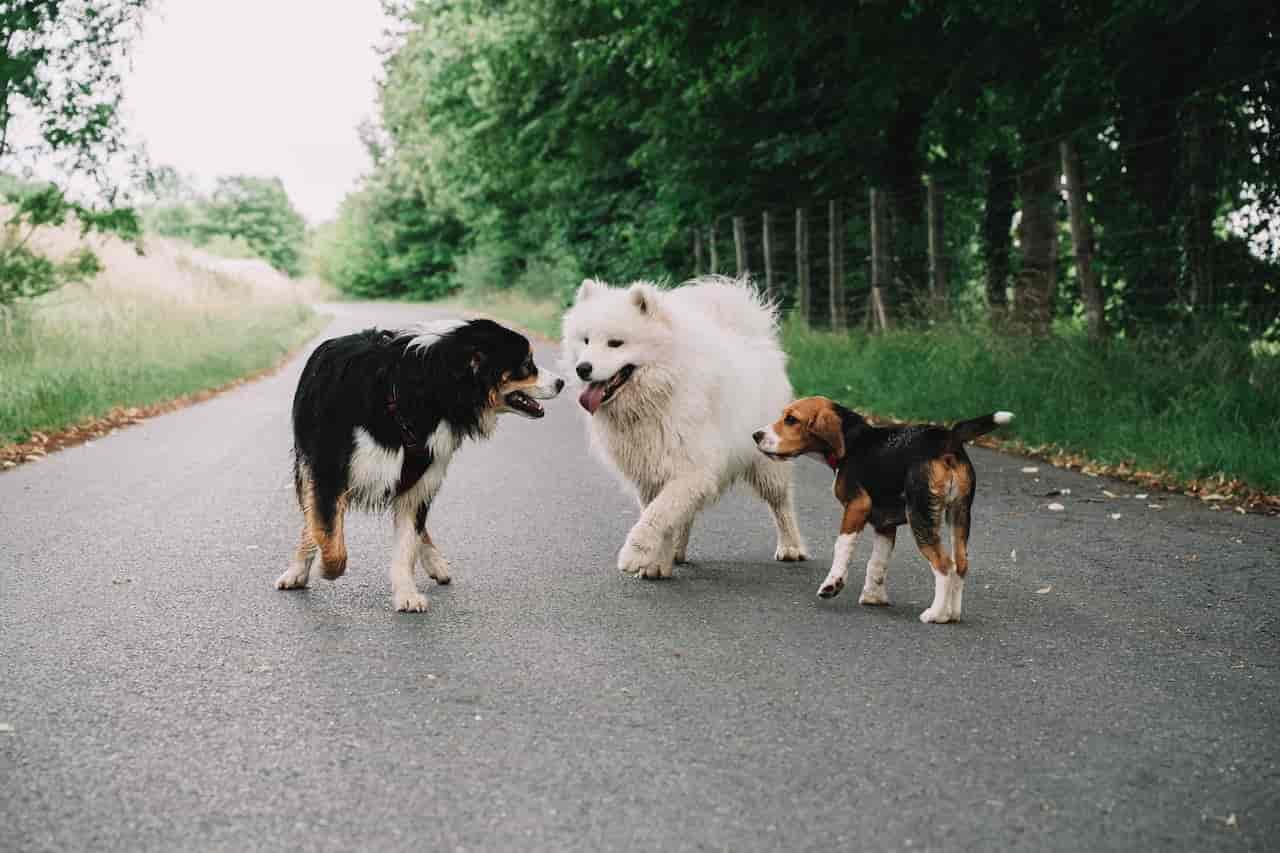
[1035,585,1053,595]
[1047,502,1066,511]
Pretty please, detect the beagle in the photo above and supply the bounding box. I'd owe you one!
[754,397,1012,623]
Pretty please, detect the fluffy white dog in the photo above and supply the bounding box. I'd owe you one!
[562,274,808,578]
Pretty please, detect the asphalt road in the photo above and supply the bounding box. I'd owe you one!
[2,302,1277,852]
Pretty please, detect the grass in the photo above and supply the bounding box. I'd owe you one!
[783,319,1280,493]
[443,288,564,340]
[0,223,327,445]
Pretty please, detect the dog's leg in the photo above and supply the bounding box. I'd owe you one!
[817,492,870,598]
[748,458,808,562]
[390,500,428,612]
[275,525,318,590]
[913,519,958,624]
[301,463,348,580]
[619,476,717,579]
[414,500,451,585]
[946,493,974,622]
[858,526,896,605]
[672,519,693,565]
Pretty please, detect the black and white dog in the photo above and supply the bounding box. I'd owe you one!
[275,319,563,611]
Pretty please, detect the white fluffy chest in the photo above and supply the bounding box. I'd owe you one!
[348,424,461,507]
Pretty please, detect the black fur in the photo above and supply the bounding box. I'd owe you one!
[291,319,536,517]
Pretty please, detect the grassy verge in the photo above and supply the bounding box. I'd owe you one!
[1,227,327,446]
[784,319,1280,494]
[442,289,563,340]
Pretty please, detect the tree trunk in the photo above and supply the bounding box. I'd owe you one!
[925,174,945,308]
[1184,98,1218,310]
[885,106,927,305]
[1060,139,1107,340]
[795,207,810,324]
[1014,143,1058,336]
[982,152,1014,315]
[693,227,704,277]
[762,211,774,301]
[733,216,748,277]
[708,223,719,274]
[828,199,845,331]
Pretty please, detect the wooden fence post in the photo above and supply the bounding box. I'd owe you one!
[709,223,719,274]
[828,199,845,331]
[926,175,945,302]
[795,207,810,324]
[1060,139,1107,340]
[693,227,704,277]
[733,216,748,277]
[869,188,890,331]
[762,211,774,300]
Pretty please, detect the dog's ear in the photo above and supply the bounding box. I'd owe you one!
[628,282,668,322]
[810,404,845,460]
[576,278,606,303]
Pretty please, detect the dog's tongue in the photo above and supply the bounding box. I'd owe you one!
[579,382,607,414]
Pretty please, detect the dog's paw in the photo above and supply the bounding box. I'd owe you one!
[775,543,808,562]
[858,587,889,606]
[274,569,309,590]
[420,549,452,585]
[918,605,956,624]
[673,550,689,565]
[393,590,430,612]
[817,577,845,598]
[618,538,670,580]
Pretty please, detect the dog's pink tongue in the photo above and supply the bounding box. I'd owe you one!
[579,383,607,414]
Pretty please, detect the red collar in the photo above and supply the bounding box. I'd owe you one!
[825,453,840,470]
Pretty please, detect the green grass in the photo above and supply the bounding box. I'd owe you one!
[783,319,1280,493]
[442,289,564,340]
[0,292,324,444]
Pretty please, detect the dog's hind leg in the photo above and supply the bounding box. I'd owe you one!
[748,458,808,562]
[945,475,975,622]
[275,524,318,590]
[295,460,348,581]
[390,499,429,612]
[414,500,451,585]
[911,461,959,624]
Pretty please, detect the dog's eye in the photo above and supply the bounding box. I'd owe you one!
[607,339,623,348]
[784,414,798,426]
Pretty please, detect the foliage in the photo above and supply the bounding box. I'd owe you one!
[0,1,149,309]
[144,174,309,277]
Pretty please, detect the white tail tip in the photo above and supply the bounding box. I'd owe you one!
[994,411,1014,425]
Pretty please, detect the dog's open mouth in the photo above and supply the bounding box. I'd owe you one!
[504,390,545,418]
[579,364,635,414]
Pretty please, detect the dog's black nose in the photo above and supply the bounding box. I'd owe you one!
[752,430,764,443]
[576,362,592,380]
[554,378,565,392]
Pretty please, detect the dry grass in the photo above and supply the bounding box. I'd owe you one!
[0,214,328,445]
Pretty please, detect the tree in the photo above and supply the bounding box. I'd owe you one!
[0,0,148,312]
[197,176,308,277]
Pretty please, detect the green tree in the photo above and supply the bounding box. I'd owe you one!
[197,176,308,277]
[0,0,148,312]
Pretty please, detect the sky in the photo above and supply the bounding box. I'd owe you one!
[122,0,393,224]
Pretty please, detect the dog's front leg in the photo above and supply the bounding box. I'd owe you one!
[818,494,870,598]
[390,502,429,612]
[619,477,715,579]
[413,500,451,585]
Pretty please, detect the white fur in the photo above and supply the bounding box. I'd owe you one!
[562,275,806,578]
[400,319,468,354]
[858,530,895,605]
[920,570,963,624]
[818,532,857,597]
[994,411,1014,425]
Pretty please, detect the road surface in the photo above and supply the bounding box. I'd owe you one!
[2,302,1277,852]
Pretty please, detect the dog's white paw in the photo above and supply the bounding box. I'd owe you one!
[817,577,845,598]
[394,590,430,612]
[858,587,889,606]
[775,543,808,562]
[420,549,452,585]
[274,569,309,590]
[618,536,670,580]
[918,605,956,624]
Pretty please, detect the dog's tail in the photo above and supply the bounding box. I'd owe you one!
[948,411,1014,449]
[681,274,780,340]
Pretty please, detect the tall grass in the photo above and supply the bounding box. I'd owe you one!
[0,222,327,445]
[783,319,1280,492]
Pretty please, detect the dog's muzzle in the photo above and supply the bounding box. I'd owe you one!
[505,372,565,419]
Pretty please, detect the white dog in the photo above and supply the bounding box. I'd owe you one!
[561,275,808,578]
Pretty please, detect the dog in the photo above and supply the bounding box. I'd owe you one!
[561,275,807,579]
[754,397,1012,623]
[275,319,564,612]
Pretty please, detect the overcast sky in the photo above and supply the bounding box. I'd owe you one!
[123,0,392,224]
